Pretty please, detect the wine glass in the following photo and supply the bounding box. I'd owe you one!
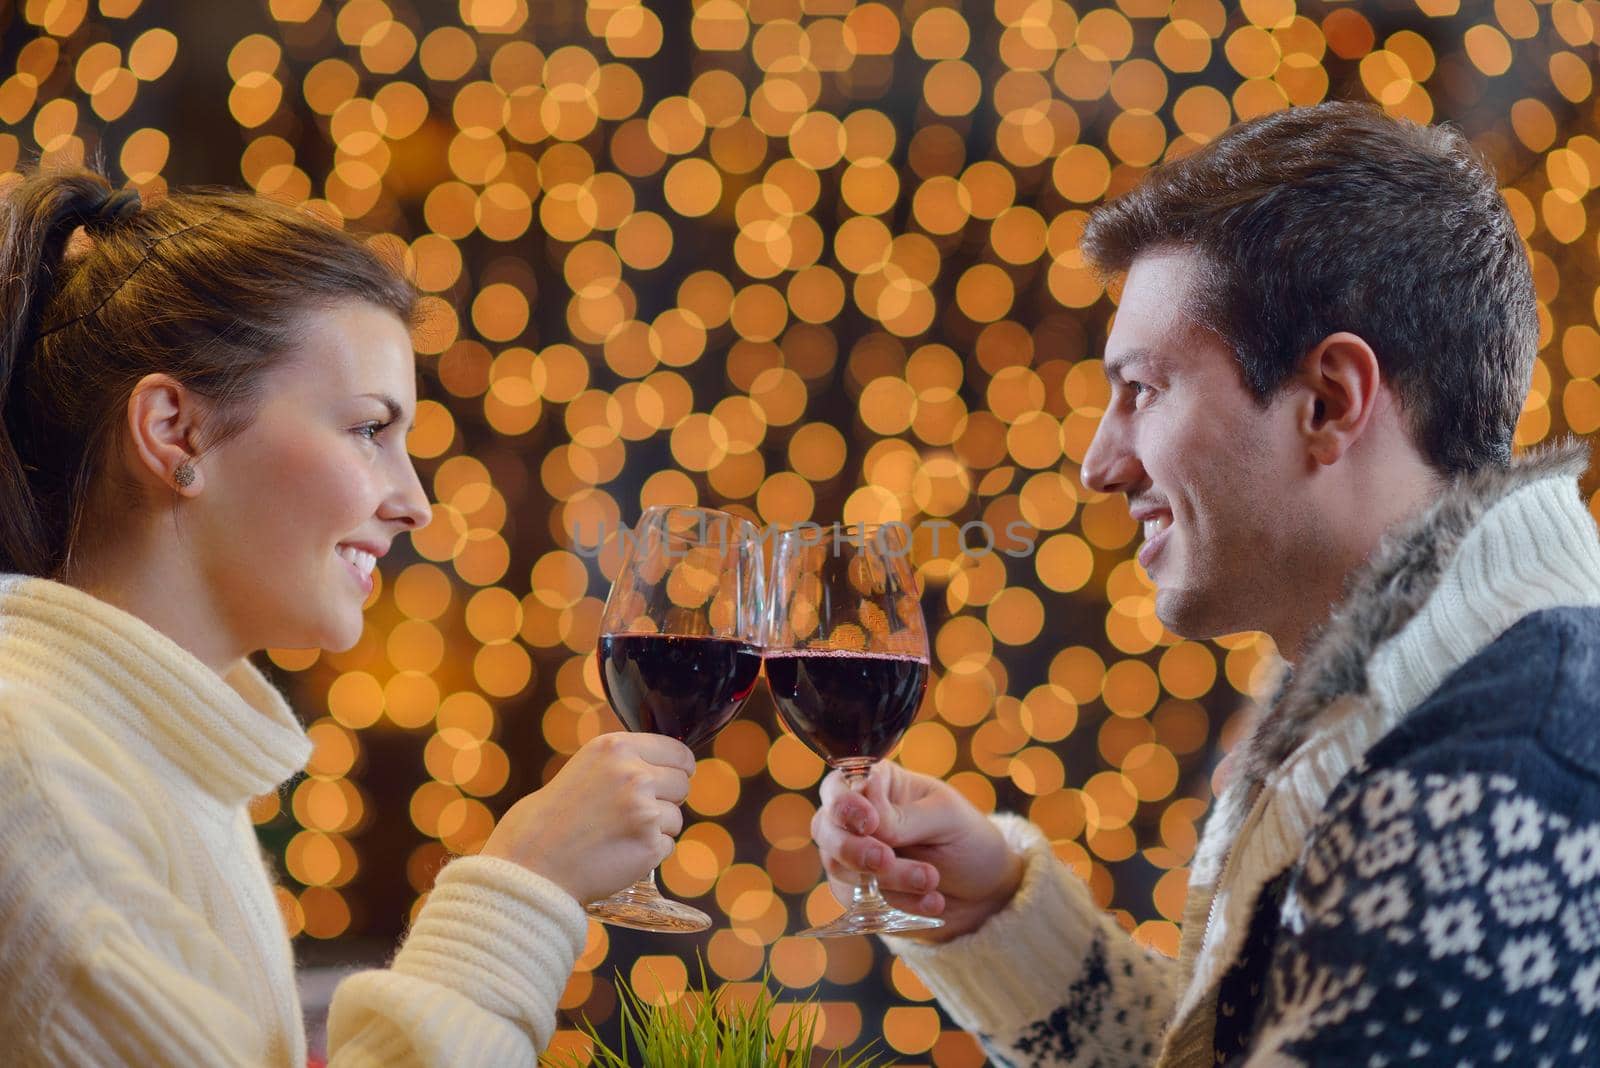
[590,505,765,932]
[763,522,941,938]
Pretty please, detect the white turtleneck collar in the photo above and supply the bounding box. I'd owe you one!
[0,574,311,805]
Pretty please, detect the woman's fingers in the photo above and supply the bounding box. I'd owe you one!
[621,731,698,776]
[648,763,692,805]
[657,800,684,838]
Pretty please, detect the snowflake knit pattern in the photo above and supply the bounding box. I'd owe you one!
[882,444,1600,1068]
[1248,718,1600,1065]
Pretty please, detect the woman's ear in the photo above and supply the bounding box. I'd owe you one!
[1296,332,1383,467]
[125,373,206,495]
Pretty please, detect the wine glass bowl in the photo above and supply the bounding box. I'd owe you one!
[598,632,762,750]
[590,505,764,933]
[764,523,941,938]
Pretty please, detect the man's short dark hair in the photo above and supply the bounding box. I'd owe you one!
[1081,100,1537,476]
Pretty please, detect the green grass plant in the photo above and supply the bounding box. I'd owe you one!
[542,958,891,1068]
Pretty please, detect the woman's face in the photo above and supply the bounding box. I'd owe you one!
[193,299,432,654]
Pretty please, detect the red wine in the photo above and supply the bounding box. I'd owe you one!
[764,650,930,763]
[598,634,762,749]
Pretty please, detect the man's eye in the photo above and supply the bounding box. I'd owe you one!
[1129,382,1152,402]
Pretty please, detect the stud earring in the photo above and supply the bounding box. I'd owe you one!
[174,460,196,488]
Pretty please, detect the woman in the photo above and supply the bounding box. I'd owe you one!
[0,168,694,1066]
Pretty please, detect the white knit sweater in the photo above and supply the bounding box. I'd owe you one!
[0,574,588,1067]
[886,447,1600,1066]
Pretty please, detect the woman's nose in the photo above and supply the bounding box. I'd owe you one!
[385,463,433,530]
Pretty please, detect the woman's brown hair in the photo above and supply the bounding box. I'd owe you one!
[0,167,418,580]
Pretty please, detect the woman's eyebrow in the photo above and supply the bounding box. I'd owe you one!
[358,392,415,433]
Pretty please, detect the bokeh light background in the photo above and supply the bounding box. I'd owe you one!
[4,0,1599,1061]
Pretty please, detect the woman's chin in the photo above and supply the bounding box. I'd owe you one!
[295,610,365,655]
[324,619,365,653]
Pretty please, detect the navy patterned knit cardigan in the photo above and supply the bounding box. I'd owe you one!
[1234,606,1600,1066]
[886,443,1600,1068]
[995,607,1600,1067]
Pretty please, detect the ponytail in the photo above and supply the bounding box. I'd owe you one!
[0,166,417,579]
[0,171,126,577]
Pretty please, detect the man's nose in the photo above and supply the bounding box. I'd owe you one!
[1081,413,1143,496]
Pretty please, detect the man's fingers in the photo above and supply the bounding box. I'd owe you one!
[823,829,892,873]
[823,763,966,849]
[873,855,940,896]
[819,769,848,806]
[819,844,939,896]
[823,859,944,919]
[812,808,851,860]
[873,782,976,849]
[818,788,879,838]
[823,855,865,893]
[815,816,901,879]
[820,765,895,836]
[819,760,890,796]
[881,888,945,917]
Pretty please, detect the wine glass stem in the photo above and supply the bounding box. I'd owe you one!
[842,763,891,911]
[630,868,662,897]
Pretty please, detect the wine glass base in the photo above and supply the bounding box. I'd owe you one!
[586,886,712,933]
[799,901,944,939]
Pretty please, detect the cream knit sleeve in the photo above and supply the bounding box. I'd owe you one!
[325,855,589,1067]
[26,839,588,1068]
[883,813,1177,1065]
[36,919,283,1065]
[2,720,283,1064]
[0,697,588,1067]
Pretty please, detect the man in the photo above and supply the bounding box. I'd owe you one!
[812,100,1600,1065]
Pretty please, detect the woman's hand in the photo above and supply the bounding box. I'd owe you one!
[481,732,697,904]
[812,761,1025,942]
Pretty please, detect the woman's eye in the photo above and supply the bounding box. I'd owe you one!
[356,422,389,441]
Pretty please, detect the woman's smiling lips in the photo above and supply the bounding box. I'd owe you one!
[337,551,374,595]
[335,541,385,596]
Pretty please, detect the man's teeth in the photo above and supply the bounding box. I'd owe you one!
[337,546,377,576]
[1143,516,1171,540]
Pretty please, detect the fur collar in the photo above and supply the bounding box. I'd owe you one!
[1235,437,1592,795]
[1160,437,1600,1066]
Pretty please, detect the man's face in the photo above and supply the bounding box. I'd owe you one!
[1082,249,1322,641]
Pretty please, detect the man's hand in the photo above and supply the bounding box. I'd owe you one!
[812,761,1025,942]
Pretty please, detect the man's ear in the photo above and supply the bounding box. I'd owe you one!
[1296,332,1383,467]
[125,373,206,495]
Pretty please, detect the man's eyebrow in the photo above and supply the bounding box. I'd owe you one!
[1103,347,1160,384]
[359,392,416,434]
